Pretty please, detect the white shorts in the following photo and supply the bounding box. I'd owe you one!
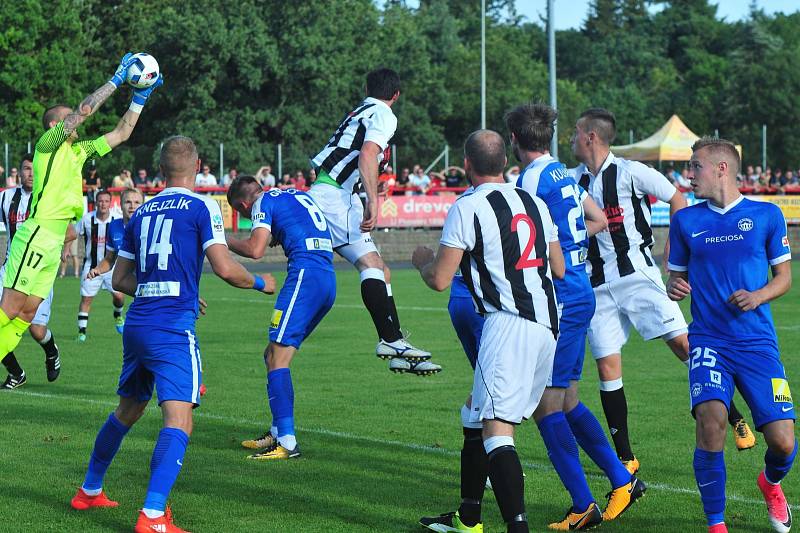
[80,266,116,297]
[307,184,378,264]
[588,267,688,359]
[0,265,52,326]
[470,311,557,424]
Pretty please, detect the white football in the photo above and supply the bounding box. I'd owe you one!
[126,53,160,89]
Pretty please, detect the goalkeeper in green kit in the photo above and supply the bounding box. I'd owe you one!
[0,53,163,384]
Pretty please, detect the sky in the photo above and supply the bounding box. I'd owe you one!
[517,0,799,29]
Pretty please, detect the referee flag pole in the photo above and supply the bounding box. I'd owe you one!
[548,0,557,158]
[481,0,486,129]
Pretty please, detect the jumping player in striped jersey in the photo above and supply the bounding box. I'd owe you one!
[571,108,755,473]
[76,190,125,340]
[508,103,644,529]
[227,176,337,460]
[668,138,795,533]
[417,130,564,533]
[309,68,440,375]
[0,153,66,389]
[71,136,274,533]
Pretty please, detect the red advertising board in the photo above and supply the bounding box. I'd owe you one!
[377,195,457,228]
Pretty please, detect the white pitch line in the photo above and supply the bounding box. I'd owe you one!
[8,389,795,510]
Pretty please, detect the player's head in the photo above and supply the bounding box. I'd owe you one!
[42,104,76,140]
[572,108,616,162]
[463,129,507,185]
[366,68,401,105]
[121,188,145,222]
[689,137,740,199]
[504,103,557,162]
[159,136,200,189]
[20,153,34,192]
[226,175,263,218]
[95,189,112,216]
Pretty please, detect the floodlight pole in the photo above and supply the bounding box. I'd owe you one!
[481,0,486,129]
[548,0,557,158]
[762,124,767,170]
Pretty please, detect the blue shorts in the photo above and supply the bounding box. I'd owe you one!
[550,296,595,388]
[448,295,484,370]
[689,335,795,430]
[269,267,336,349]
[117,325,203,406]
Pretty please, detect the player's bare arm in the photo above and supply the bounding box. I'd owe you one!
[87,251,117,280]
[111,257,138,297]
[413,245,463,291]
[663,190,688,271]
[104,110,141,149]
[667,270,691,301]
[548,241,566,279]
[205,243,275,293]
[582,195,608,237]
[63,82,118,136]
[226,227,270,260]
[728,260,791,311]
[358,141,382,232]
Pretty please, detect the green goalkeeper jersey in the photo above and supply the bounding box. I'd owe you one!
[30,121,112,233]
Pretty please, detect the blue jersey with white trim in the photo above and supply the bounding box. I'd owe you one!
[669,197,791,346]
[517,154,591,301]
[251,189,334,270]
[105,217,125,253]
[120,187,227,329]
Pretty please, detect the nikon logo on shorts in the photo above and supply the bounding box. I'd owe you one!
[270,309,283,329]
[772,378,793,403]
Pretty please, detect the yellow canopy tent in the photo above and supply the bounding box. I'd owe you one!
[611,115,699,162]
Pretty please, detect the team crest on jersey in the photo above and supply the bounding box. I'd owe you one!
[772,378,792,403]
[738,217,753,231]
[270,309,283,329]
[691,383,703,398]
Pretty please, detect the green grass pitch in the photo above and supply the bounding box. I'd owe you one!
[0,264,797,532]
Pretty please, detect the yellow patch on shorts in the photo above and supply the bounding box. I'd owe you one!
[772,378,793,403]
[270,309,283,329]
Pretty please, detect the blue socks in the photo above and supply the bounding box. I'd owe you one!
[694,448,726,527]
[268,368,296,449]
[765,440,797,484]
[566,402,631,489]
[538,411,594,511]
[83,413,130,491]
[143,427,189,513]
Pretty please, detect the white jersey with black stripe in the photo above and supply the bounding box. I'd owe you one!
[311,97,396,193]
[78,211,117,270]
[0,187,32,262]
[440,181,560,336]
[571,152,677,287]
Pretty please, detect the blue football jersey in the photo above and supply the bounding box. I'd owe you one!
[119,187,227,329]
[105,217,125,253]
[251,189,334,270]
[517,154,591,300]
[669,197,791,346]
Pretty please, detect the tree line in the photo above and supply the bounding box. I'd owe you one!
[1,0,798,181]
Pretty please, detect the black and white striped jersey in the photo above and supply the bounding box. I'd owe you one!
[571,152,677,287]
[0,187,32,263]
[311,97,396,193]
[78,211,117,270]
[441,182,560,336]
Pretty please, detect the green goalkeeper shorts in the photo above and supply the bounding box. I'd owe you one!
[4,220,63,298]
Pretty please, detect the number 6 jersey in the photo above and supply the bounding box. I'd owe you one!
[440,181,560,336]
[250,189,334,271]
[119,187,227,329]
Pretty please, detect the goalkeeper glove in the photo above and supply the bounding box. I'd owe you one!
[109,53,134,88]
[130,75,164,111]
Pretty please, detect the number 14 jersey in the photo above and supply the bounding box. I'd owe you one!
[119,187,227,329]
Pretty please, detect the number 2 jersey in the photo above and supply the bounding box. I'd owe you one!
[119,187,227,330]
[250,189,334,271]
[517,154,590,302]
[668,196,791,348]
